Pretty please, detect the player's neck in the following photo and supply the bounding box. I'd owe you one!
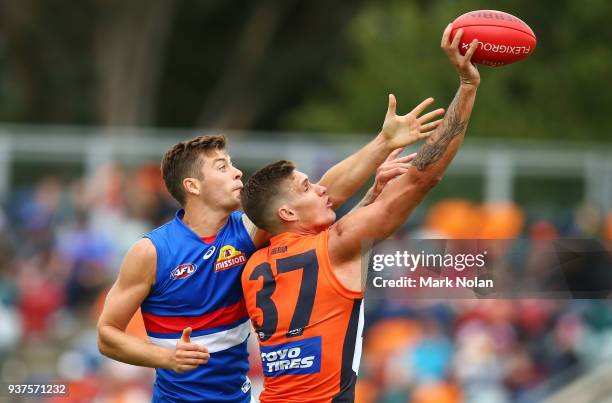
[182,201,231,238]
[278,223,319,237]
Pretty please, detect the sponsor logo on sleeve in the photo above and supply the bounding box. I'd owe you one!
[170,263,197,280]
[260,336,322,377]
[214,245,247,272]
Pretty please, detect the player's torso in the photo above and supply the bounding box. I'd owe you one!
[242,230,364,403]
[143,210,256,402]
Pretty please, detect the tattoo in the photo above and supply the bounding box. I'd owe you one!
[412,100,467,171]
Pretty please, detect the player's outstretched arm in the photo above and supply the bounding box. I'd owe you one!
[316,93,445,209]
[97,239,210,372]
[245,99,442,248]
[356,148,417,208]
[329,25,480,276]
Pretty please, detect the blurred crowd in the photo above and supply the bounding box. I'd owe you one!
[0,163,174,402]
[355,200,612,402]
[0,163,611,402]
[357,300,612,403]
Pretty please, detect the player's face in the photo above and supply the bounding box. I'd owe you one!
[196,150,243,210]
[284,170,336,232]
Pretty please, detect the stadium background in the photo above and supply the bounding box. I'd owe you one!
[0,0,611,402]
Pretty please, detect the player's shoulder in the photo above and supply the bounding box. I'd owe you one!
[132,237,156,254]
[312,228,331,250]
[144,215,186,254]
[118,238,157,285]
[246,246,269,266]
[327,216,356,251]
[125,238,157,267]
[242,246,269,278]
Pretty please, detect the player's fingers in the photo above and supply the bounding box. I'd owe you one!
[178,358,207,366]
[177,356,208,366]
[380,161,412,172]
[180,327,192,343]
[380,167,410,179]
[441,23,453,48]
[181,342,207,354]
[417,131,434,141]
[418,108,445,124]
[405,152,418,162]
[420,118,444,132]
[418,130,437,140]
[464,39,479,62]
[183,343,208,354]
[177,364,199,373]
[179,342,199,351]
[390,154,416,164]
[381,159,415,171]
[451,29,463,50]
[386,147,404,162]
[386,94,397,118]
[178,351,210,360]
[410,97,434,116]
[382,162,413,171]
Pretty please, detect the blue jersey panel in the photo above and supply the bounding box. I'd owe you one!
[141,210,256,402]
[152,341,251,403]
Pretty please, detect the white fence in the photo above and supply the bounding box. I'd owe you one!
[0,125,611,210]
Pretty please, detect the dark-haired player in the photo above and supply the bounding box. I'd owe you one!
[240,25,480,402]
[96,96,444,399]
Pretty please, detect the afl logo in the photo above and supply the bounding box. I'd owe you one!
[171,263,197,280]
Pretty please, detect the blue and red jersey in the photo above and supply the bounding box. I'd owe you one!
[142,210,256,402]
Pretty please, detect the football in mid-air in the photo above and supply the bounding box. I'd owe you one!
[450,10,536,67]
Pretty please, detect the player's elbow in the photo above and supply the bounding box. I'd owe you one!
[97,332,108,357]
[98,340,109,358]
[97,324,113,358]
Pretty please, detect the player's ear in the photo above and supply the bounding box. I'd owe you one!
[278,205,297,223]
[183,177,201,197]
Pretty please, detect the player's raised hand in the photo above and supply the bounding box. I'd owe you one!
[442,23,480,87]
[381,94,445,150]
[169,327,210,373]
[371,148,417,199]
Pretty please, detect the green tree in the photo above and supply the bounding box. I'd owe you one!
[285,0,612,142]
[0,1,369,129]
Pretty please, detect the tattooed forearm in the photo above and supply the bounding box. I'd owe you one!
[412,99,467,171]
